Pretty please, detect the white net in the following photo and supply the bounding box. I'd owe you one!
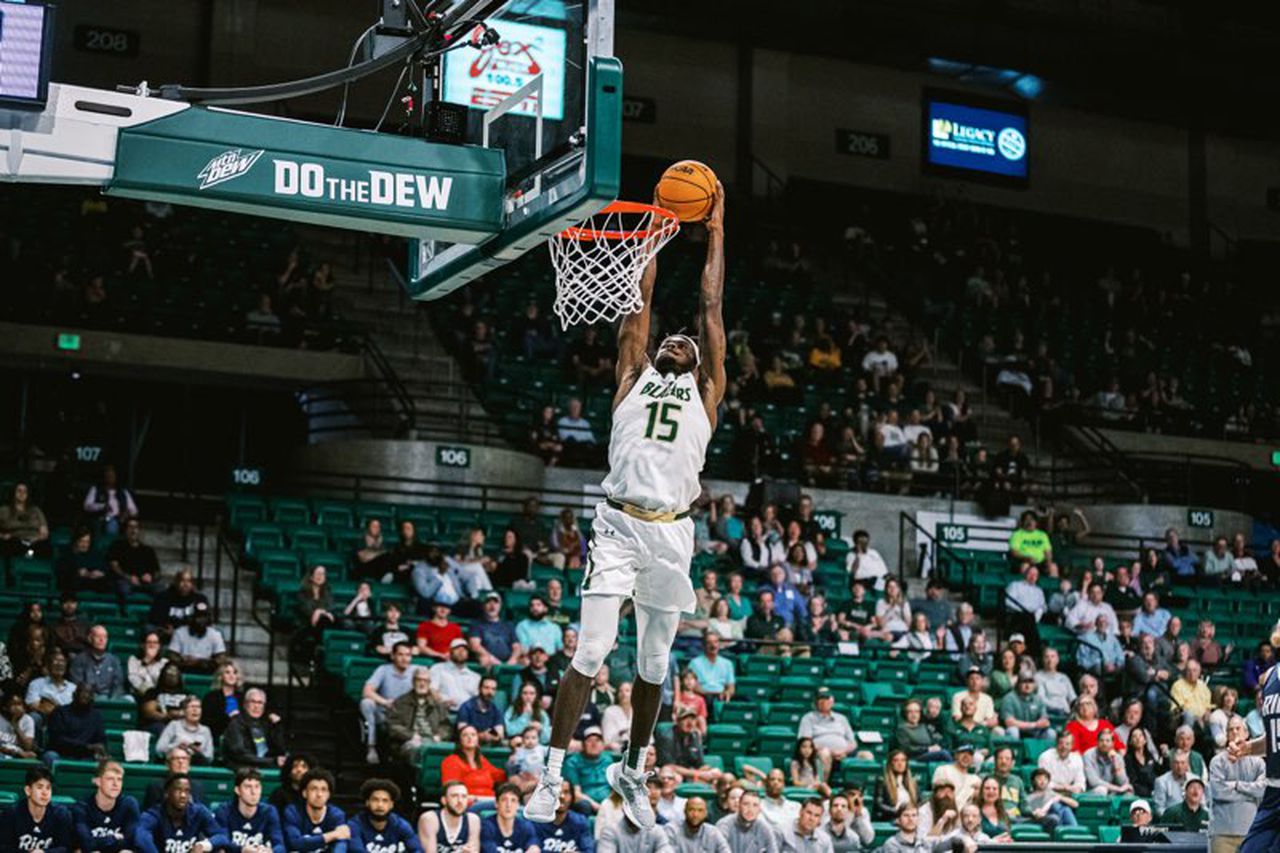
[548,202,680,329]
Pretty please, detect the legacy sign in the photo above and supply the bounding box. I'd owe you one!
[109,107,505,241]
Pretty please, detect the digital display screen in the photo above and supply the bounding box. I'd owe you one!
[0,1,53,108]
[923,91,1028,185]
[442,18,567,121]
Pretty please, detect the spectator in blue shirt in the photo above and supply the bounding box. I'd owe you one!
[764,564,808,628]
[457,675,506,746]
[1076,615,1125,677]
[347,778,421,853]
[516,597,563,656]
[470,592,522,667]
[533,780,595,853]
[1133,592,1171,638]
[1161,528,1198,581]
[686,632,736,702]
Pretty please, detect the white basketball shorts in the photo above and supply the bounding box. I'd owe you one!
[581,500,697,614]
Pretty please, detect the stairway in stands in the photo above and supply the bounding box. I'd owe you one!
[301,227,502,445]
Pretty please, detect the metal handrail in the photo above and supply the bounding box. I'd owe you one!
[360,333,416,432]
[898,510,973,593]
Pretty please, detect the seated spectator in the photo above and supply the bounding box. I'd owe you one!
[505,682,552,746]
[25,648,75,719]
[106,518,162,595]
[1105,566,1141,616]
[147,569,209,638]
[197,659,244,740]
[1076,614,1125,677]
[442,724,507,804]
[416,602,464,661]
[221,687,287,769]
[1208,716,1266,845]
[359,642,415,765]
[1170,659,1213,732]
[430,638,481,712]
[745,590,791,652]
[988,648,1018,701]
[1115,699,1160,764]
[1133,592,1171,638]
[896,699,951,763]
[991,435,1032,500]
[688,631,736,703]
[878,804,928,853]
[156,695,215,764]
[340,582,378,635]
[139,661,188,735]
[44,683,107,762]
[1208,685,1242,750]
[1023,767,1078,832]
[1036,648,1077,719]
[515,646,555,701]
[351,519,388,581]
[974,777,1012,840]
[954,634,994,682]
[1006,565,1047,628]
[876,577,912,639]
[1203,537,1233,584]
[517,596,563,657]
[1038,731,1086,795]
[282,769,347,852]
[1000,675,1053,741]
[1160,777,1209,832]
[1161,528,1200,582]
[1064,696,1115,754]
[82,464,138,537]
[875,750,921,821]
[950,702,993,758]
[557,398,597,464]
[447,528,497,600]
[1124,727,1158,798]
[531,406,566,467]
[296,564,336,640]
[1192,618,1234,673]
[846,529,889,591]
[69,625,125,700]
[468,592,522,668]
[1065,583,1119,636]
[552,510,587,572]
[483,782,541,853]
[1,691,37,759]
[951,668,999,729]
[138,773,219,851]
[167,602,227,673]
[1153,750,1197,819]
[56,531,114,598]
[457,675,506,745]
[411,546,461,608]
[758,767,797,829]
[51,592,91,656]
[1244,641,1275,694]
[369,602,410,659]
[763,564,807,629]
[565,726,617,813]
[1082,729,1132,795]
[269,752,313,814]
[932,746,981,809]
[1008,511,1053,570]
[891,612,935,662]
[386,667,451,764]
[912,579,954,635]
[127,630,168,696]
[245,292,282,335]
[0,482,50,558]
[799,687,857,765]
[1170,725,1206,777]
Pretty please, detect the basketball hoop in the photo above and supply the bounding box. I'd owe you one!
[548,201,680,329]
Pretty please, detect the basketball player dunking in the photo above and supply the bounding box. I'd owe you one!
[1230,621,1280,853]
[525,182,726,829]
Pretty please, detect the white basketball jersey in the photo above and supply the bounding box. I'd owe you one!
[600,364,711,513]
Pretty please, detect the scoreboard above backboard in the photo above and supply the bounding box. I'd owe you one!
[0,0,55,109]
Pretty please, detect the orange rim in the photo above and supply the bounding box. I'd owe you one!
[557,200,680,242]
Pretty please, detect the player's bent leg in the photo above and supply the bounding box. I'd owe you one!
[527,594,624,824]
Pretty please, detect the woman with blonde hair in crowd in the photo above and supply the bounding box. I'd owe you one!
[875,749,920,821]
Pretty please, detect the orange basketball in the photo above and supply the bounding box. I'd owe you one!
[656,160,718,222]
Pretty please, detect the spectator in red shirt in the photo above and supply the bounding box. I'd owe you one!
[416,603,463,661]
[441,724,506,805]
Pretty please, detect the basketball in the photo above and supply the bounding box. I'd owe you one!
[656,160,718,222]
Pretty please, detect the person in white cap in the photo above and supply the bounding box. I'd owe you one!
[428,638,480,712]
[527,182,728,831]
[1129,799,1153,828]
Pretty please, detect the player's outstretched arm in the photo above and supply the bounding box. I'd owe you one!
[614,251,657,409]
[698,181,727,422]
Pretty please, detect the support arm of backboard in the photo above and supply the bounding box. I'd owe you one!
[404,55,622,300]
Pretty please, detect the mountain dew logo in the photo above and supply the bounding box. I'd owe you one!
[197,148,265,190]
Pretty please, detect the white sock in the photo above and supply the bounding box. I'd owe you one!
[629,743,648,775]
[546,747,566,779]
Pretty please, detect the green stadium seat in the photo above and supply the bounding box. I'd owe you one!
[96,698,137,728]
[1073,794,1111,826]
[270,498,311,525]
[734,677,774,704]
[1010,825,1051,842]
[717,704,761,730]
[776,676,816,704]
[0,759,42,793]
[356,503,397,527]
[734,755,773,777]
[706,724,750,754]
[764,702,808,728]
[787,659,826,680]
[287,525,329,551]
[314,501,356,528]
[1054,827,1098,841]
[243,523,285,554]
[829,658,870,681]
[397,506,438,536]
[742,655,785,678]
[301,548,347,572]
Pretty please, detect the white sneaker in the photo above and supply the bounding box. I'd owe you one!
[365,746,380,765]
[524,773,561,823]
[607,761,655,829]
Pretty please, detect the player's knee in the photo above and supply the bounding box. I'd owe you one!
[571,635,610,677]
[637,650,669,684]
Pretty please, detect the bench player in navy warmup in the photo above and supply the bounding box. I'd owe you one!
[1231,621,1280,853]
